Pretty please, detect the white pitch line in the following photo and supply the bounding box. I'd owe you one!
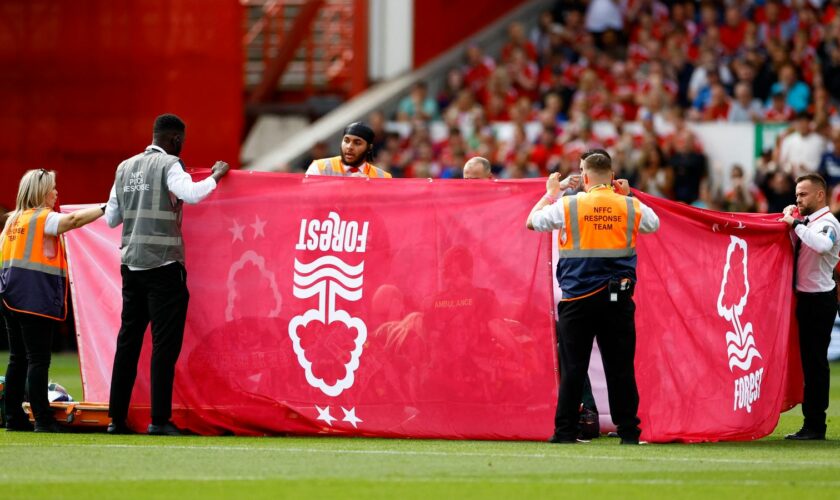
[2,473,840,489]
[3,442,840,468]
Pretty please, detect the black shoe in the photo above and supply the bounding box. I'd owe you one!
[785,428,826,441]
[5,419,34,432]
[33,422,64,433]
[147,422,184,436]
[106,421,135,435]
[620,438,640,445]
[548,434,586,444]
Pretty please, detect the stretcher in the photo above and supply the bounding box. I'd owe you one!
[23,401,110,430]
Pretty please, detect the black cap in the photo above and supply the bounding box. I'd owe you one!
[343,122,375,144]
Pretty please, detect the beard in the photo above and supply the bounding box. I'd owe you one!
[341,149,368,168]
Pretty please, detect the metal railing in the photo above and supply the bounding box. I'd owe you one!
[242,0,366,102]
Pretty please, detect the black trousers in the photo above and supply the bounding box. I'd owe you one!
[2,302,56,427]
[554,286,641,441]
[795,289,836,432]
[109,263,189,424]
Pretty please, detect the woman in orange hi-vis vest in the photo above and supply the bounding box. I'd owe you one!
[527,150,660,445]
[0,169,106,432]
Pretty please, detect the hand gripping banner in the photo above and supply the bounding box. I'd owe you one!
[63,172,801,441]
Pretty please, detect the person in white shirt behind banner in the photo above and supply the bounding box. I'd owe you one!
[103,113,230,436]
[780,173,840,440]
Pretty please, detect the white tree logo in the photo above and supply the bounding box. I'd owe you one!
[716,236,762,371]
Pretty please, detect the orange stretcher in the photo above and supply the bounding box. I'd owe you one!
[23,401,110,430]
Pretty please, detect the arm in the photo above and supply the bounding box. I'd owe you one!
[614,179,660,233]
[104,184,122,228]
[638,202,660,234]
[54,206,106,235]
[167,161,228,204]
[526,173,580,231]
[794,222,836,254]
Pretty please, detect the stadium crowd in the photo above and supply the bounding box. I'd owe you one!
[293,0,840,215]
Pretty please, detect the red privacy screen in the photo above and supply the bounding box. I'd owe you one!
[64,173,801,442]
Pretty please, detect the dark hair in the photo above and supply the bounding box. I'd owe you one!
[153,114,186,135]
[581,149,612,172]
[796,173,827,192]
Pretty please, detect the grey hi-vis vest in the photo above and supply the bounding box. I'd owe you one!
[115,148,185,268]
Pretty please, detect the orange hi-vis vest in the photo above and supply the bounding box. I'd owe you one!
[0,208,68,320]
[556,186,642,300]
[311,156,392,178]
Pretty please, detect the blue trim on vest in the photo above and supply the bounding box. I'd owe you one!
[557,255,637,299]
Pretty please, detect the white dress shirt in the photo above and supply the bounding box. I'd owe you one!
[531,189,661,238]
[104,145,218,269]
[794,206,840,293]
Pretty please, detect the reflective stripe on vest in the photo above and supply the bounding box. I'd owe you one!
[558,190,641,258]
[315,156,391,178]
[115,149,185,267]
[0,208,68,320]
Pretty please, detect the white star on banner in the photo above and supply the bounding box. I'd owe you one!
[316,405,336,426]
[251,215,266,239]
[341,407,362,428]
[229,219,245,242]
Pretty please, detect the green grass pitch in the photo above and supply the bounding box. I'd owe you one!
[2,353,839,499]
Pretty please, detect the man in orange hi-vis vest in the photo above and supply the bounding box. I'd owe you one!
[305,122,392,179]
[527,149,660,445]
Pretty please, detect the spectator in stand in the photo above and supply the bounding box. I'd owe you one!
[438,127,470,172]
[778,112,828,176]
[396,82,440,122]
[405,140,441,178]
[757,0,796,44]
[822,40,840,102]
[463,44,496,96]
[745,48,775,101]
[443,88,481,131]
[531,126,564,176]
[761,168,797,213]
[723,164,769,213]
[542,91,567,124]
[636,145,674,199]
[728,81,764,122]
[501,22,538,63]
[585,0,623,38]
[720,5,748,55]
[810,85,839,126]
[769,63,811,113]
[507,47,540,101]
[294,141,329,173]
[437,68,466,112]
[368,110,387,158]
[462,157,493,180]
[818,128,840,188]
[501,148,539,179]
[765,89,795,122]
[692,179,719,210]
[531,10,557,64]
[702,83,731,121]
[670,130,708,205]
[373,149,396,177]
[689,51,734,105]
